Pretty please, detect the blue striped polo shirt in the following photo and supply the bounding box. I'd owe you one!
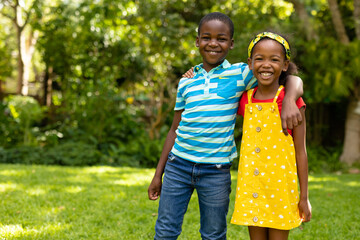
[171,59,257,164]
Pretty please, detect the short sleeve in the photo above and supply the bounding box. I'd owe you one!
[242,65,257,90]
[237,91,249,116]
[174,78,186,110]
[296,97,306,110]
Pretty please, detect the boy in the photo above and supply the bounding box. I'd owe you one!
[148,12,303,240]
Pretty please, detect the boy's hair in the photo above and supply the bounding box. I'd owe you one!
[249,31,298,85]
[197,12,234,38]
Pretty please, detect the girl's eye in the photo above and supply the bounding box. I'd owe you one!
[218,38,227,41]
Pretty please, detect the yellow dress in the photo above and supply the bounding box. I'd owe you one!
[231,86,302,230]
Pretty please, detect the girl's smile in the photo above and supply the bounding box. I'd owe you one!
[248,39,289,90]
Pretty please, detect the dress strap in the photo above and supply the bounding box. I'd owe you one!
[247,89,255,103]
[273,85,284,103]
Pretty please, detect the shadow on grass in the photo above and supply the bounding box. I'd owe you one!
[0,165,359,240]
[0,164,158,239]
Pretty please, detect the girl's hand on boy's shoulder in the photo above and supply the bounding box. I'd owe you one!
[182,67,195,78]
[298,199,312,222]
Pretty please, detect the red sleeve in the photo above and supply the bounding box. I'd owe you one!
[296,97,306,110]
[238,91,249,116]
[277,88,306,112]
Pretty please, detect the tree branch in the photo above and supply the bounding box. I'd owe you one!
[354,0,360,40]
[327,0,350,44]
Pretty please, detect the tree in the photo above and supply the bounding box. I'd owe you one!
[289,0,360,164]
[0,0,39,95]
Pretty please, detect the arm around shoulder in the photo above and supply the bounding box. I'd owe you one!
[282,75,304,132]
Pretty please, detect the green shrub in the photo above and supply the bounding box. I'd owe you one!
[44,142,101,166]
[0,142,101,166]
[6,95,44,146]
[307,144,344,173]
[0,101,23,147]
[0,146,44,164]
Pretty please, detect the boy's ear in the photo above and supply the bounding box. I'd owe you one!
[196,36,199,47]
[230,39,234,50]
[247,58,253,70]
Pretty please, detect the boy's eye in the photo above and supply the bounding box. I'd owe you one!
[218,38,227,41]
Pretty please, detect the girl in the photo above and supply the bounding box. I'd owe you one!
[230,32,312,240]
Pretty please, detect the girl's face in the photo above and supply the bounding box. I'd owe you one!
[248,39,289,88]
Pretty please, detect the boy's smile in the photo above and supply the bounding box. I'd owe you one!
[196,20,234,72]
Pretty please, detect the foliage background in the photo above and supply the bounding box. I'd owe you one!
[0,0,359,171]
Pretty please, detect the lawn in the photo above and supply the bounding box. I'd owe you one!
[0,164,359,240]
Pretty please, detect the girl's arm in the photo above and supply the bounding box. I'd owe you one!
[282,76,304,134]
[148,110,183,200]
[293,107,312,222]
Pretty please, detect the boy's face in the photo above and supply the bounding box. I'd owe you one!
[196,20,234,72]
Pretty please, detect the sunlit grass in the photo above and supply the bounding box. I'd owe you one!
[0,164,359,239]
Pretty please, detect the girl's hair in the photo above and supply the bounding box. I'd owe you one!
[249,32,298,85]
[198,12,234,38]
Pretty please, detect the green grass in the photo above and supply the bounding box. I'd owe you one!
[0,164,359,240]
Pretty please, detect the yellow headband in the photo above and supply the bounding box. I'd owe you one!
[248,32,291,60]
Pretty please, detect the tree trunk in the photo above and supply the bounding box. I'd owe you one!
[354,0,360,39]
[340,99,360,164]
[287,0,318,41]
[16,24,24,94]
[327,0,350,44]
[0,80,3,100]
[44,65,53,106]
[21,30,37,96]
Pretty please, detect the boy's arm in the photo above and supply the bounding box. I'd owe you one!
[148,110,183,200]
[282,75,304,135]
[293,107,312,222]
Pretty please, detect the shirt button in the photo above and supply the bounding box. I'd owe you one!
[253,192,259,198]
[256,127,261,132]
[254,169,259,176]
[253,216,258,223]
[255,147,261,153]
[258,105,262,111]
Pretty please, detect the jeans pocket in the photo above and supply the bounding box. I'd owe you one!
[214,163,232,173]
[167,152,176,162]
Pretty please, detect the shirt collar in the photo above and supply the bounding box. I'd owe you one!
[194,59,231,73]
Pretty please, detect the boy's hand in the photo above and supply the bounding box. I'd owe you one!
[182,67,195,78]
[148,176,162,200]
[298,199,312,222]
[281,97,302,135]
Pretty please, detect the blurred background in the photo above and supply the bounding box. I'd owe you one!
[0,0,359,172]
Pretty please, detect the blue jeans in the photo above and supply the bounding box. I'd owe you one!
[154,153,232,240]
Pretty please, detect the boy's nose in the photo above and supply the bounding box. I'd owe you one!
[209,39,218,47]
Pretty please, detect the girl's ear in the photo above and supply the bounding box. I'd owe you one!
[196,36,199,47]
[247,58,253,70]
[283,60,290,71]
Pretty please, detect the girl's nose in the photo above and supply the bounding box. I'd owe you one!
[262,60,271,67]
